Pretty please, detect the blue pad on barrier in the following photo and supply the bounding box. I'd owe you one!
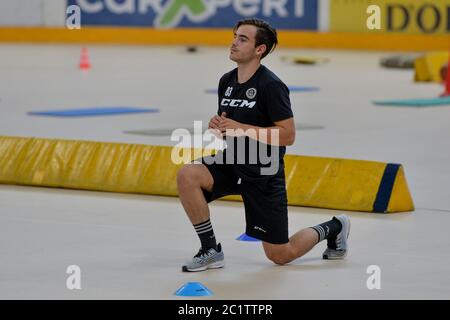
[28,107,160,117]
[373,96,450,107]
[205,86,319,94]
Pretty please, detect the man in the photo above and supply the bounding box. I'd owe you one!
[177,18,350,272]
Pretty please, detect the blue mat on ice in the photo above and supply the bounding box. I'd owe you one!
[236,233,261,242]
[28,107,160,117]
[373,96,450,107]
[205,86,319,94]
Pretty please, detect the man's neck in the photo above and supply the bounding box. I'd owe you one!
[237,60,261,84]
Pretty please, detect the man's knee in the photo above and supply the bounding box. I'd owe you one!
[263,245,290,265]
[266,252,289,265]
[177,164,213,191]
[177,165,196,189]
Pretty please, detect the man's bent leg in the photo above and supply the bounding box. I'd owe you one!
[262,228,319,265]
[177,163,224,272]
[177,163,214,225]
[178,163,217,250]
[262,215,350,265]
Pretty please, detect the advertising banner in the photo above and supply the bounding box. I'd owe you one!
[330,0,450,34]
[67,0,318,30]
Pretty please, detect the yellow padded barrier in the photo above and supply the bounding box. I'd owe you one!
[414,56,430,82]
[0,136,414,213]
[415,52,449,82]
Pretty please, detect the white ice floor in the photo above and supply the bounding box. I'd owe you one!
[0,43,449,299]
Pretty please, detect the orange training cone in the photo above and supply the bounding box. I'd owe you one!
[79,47,91,71]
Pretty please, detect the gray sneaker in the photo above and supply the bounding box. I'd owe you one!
[182,243,225,272]
[323,215,351,260]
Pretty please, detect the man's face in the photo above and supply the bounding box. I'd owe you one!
[229,24,265,63]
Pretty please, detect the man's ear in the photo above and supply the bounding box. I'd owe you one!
[256,44,267,57]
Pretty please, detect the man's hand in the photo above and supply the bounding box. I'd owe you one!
[208,112,295,145]
[208,112,247,137]
[218,112,246,136]
[208,112,227,139]
[208,113,224,130]
[209,112,245,137]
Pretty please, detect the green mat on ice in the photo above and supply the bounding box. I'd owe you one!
[373,96,450,107]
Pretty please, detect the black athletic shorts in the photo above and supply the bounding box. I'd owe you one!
[199,155,289,244]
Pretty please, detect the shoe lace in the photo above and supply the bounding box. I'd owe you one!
[194,248,211,258]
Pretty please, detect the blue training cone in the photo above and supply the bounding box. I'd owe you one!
[236,233,261,242]
[174,282,213,297]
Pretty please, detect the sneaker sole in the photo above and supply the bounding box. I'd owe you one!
[323,249,347,260]
[182,260,225,272]
[323,215,351,260]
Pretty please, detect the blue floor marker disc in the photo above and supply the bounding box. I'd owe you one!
[28,107,160,117]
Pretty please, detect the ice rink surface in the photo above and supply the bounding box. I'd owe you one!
[0,43,449,299]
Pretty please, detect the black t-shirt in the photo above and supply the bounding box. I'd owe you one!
[216,65,293,180]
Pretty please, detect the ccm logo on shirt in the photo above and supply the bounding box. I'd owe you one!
[221,98,256,109]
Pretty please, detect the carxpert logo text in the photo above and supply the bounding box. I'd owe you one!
[68,0,318,29]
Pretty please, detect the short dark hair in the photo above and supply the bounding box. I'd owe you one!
[233,18,278,59]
